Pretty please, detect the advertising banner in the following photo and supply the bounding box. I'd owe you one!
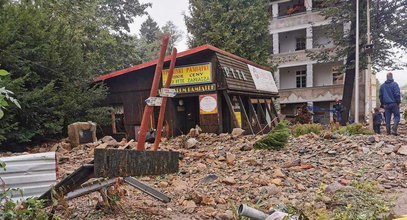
[199,94,218,114]
[247,64,278,93]
[162,63,212,86]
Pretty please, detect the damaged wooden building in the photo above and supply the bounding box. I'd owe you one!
[95,45,280,140]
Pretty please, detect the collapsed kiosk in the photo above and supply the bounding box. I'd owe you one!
[95,44,280,139]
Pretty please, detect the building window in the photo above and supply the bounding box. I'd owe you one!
[296,38,306,51]
[296,70,306,88]
[332,67,344,85]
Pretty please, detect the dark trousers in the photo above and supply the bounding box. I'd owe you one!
[384,103,400,135]
[373,124,381,134]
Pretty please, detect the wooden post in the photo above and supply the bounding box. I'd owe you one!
[137,35,169,150]
[238,96,254,134]
[247,97,263,134]
[152,48,177,151]
[222,91,239,129]
[256,99,268,125]
[263,99,277,127]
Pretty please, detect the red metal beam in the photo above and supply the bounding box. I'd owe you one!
[152,48,177,151]
[137,35,169,150]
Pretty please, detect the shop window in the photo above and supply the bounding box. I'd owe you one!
[296,38,306,51]
[332,66,344,85]
[111,105,125,134]
[296,70,307,88]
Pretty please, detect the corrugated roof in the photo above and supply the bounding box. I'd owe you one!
[94,44,271,81]
[0,152,57,201]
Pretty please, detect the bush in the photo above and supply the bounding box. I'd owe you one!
[254,120,290,150]
[335,123,373,136]
[292,123,322,137]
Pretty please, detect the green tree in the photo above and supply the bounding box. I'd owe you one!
[137,20,183,62]
[184,0,271,66]
[140,15,160,43]
[309,0,407,71]
[0,0,149,146]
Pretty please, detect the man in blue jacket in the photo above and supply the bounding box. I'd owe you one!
[379,72,401,135]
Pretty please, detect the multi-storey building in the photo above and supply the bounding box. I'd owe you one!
[270,0,376,124]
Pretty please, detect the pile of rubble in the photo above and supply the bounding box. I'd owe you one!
[1,126,407,219]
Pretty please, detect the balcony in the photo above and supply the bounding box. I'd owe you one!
[269,11,326,33]
[279,84,343,104]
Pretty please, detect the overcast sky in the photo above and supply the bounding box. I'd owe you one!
[129,0,189,51]
[130,0,407,86]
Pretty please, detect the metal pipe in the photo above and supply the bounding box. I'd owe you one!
[366,0,373,129]
[355,0,360,123]
[152,47,177,151]
[238,204,269,220]
[137,35,169,150]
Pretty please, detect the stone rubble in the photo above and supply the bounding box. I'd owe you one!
[1,125,407,219]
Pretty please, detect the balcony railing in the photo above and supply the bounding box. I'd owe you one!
[279,84,343,104]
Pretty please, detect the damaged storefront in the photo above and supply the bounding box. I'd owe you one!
[95,45,279,140]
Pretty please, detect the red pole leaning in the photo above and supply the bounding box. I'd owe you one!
[152,48,177,151]
[137,35,169,150]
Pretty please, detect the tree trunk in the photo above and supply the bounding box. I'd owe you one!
[341,1,357,125]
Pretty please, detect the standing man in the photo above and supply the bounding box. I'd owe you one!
[333,98,344,125]
[379,72,401,135]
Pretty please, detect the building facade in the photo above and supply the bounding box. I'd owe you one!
[270,0,376,124]
[95,45,280,140]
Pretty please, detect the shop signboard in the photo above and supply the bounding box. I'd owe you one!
[247,64,278,93]
[174,84,216,94]
[162,63,212,86]
[199,94,218,114]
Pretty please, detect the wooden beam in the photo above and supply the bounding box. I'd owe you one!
[263,99,277,127]
[270,98,280,123]
[247,98,263,134]
[238,96,254,135]
[222,90,239,129]
[256,99,268,125]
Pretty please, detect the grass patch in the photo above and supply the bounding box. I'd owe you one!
[292,123,322,137]
[335,123,373,136]
[254,120,290,150]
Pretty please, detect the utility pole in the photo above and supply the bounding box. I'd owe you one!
[366,0,373,128]
[355,0,360,123]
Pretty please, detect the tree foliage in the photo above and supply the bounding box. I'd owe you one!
[184,0,271,66]
[137,19,183,62]
[309,0,407,71]
[0,0,149,146]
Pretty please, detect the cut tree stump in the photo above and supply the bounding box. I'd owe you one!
[94,149,179,178]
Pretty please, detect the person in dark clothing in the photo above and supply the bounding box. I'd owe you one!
[372,107,383,134]
[379,72,401,135]
[333,98,344,125]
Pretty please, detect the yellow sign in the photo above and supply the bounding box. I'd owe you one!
[234,112,242,128]
[162,63,212,86]
[174,84,216,94]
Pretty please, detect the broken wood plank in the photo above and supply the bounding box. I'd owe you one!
[124,177,171,203]
[40,163,95,205]
[118,139,134,149]
[222,91,239,128]
[94,149,179,178]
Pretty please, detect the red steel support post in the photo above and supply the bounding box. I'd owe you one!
[152,48,177,151]
[137,35,169,150]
